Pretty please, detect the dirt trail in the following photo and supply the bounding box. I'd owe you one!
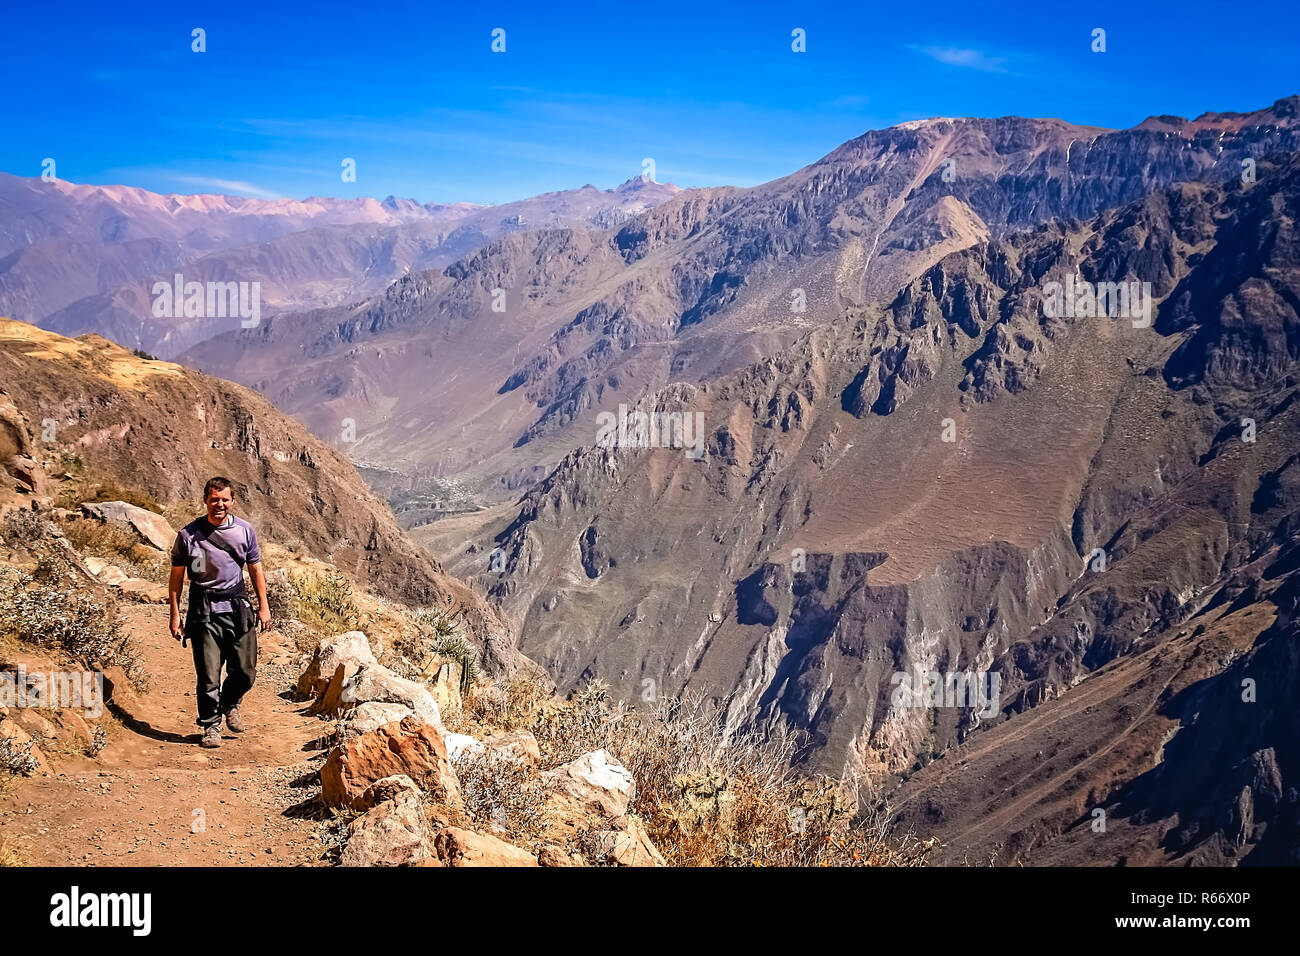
[0,604,330,866]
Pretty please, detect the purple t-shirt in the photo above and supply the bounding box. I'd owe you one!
[171,514,261,614]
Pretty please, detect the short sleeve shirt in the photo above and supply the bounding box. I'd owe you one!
[171,514,261,614]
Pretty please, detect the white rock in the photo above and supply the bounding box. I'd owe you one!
[80,500,174,551]
[444,733,484,762]
[543,749,635,819]
[341,702,416,737]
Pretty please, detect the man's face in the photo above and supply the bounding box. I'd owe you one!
[204,488,233,524]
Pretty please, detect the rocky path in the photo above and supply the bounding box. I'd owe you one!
[0,604,330,866]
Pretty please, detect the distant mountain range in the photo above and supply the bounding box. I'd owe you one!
[0,173,680,358]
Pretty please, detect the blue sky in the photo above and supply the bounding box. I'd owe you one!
[3,0,1297,204]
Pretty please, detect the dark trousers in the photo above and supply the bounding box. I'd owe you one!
[188,611,257,728]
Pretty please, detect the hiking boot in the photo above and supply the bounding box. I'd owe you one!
[225,705,246,734]
[200,723,222,748]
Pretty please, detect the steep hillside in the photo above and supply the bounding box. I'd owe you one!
[0,317,532,674]
[421,153,1300,870]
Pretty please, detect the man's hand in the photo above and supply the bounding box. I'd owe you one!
[168,565,187,644]
[248,560,271,632]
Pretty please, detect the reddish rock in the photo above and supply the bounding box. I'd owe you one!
[320,716,462,811]
[538,845,584,867]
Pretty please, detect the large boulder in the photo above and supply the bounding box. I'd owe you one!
[309,662,444,732]
[80,501,173,551]
[320,716,461,811]
[543,749,635,821]
[339,787,433,867]
[295,632,377,701]
[434,827,538,867]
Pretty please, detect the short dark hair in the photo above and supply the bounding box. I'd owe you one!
[203,476,234,499]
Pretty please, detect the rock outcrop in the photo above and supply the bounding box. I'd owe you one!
[319,715,461,812]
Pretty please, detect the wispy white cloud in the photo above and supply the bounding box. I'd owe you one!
[168,175,281,199]
[908,45,1008,73]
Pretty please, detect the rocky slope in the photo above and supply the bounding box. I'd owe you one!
[182,99,1300,507]
[422,152,1300,864]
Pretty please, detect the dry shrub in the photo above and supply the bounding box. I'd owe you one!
[0,509,58,550]
[263,568,298,623]
[454,676,931,867]
[0,562,144,687]
[0,732,41,777]
[449,673,553,737]
[57,514,136,556]
[453,749,552,851]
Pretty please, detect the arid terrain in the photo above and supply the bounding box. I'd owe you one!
[3,96,1298,867]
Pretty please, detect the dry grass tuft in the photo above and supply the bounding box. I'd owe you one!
[287,569,361,637]
[0,837,23,867]
[53,457,163,515]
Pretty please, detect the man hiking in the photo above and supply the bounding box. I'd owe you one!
[168,477,271,748]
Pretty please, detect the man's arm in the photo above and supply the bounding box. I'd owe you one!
[248,561,271,630]
[168,566,186,640]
